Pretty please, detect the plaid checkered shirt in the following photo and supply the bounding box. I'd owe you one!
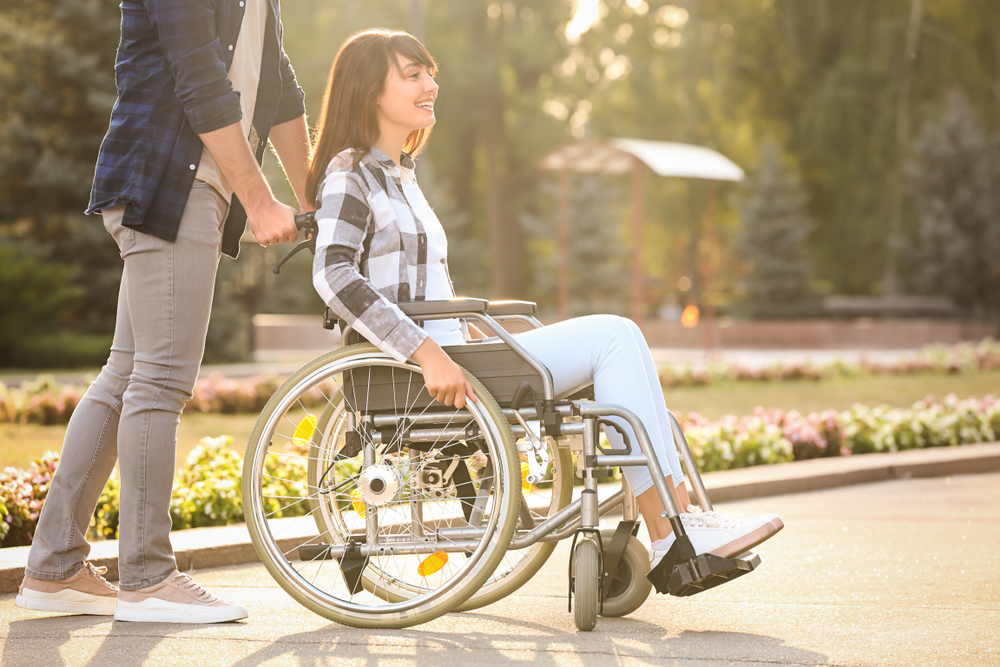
[313,147,464,362]
[86,0,306,259]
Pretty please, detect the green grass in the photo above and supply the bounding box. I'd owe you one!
[3,370,999,469]
[664,369,1000,420]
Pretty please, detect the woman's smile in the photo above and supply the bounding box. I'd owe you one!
[378,54,439,137]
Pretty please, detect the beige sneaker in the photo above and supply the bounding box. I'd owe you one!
[16,562,118,615]
[114,570,248,623]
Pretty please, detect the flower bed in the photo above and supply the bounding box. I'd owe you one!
[682,393,999,472]
[2,436,310,548]
[3,394,997,548]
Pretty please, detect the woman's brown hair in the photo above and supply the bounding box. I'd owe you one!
[306,29,437,207]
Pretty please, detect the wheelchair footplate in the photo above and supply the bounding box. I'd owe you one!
[646,535,761,597]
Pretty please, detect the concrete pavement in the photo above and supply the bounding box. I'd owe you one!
[3,443,999,595]
[2,472,998,666]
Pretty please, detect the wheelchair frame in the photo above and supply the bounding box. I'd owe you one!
[244,215,760,631]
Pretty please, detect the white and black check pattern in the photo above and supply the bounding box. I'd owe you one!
[313,147,457,362]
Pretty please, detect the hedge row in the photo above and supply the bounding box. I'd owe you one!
[3,394,998,548]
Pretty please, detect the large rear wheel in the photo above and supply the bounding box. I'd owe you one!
[244,344,520,629]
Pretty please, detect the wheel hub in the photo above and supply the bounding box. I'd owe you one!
[358,464,404,505]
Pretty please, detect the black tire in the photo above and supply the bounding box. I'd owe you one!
[243,344,520,629]
[572,537,600,632]
[599,535,652,617]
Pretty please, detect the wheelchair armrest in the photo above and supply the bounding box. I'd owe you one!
[397,298,489,320]
[487,300,538,316]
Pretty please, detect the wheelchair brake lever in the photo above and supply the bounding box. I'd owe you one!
[273,212,318,275]
[272,237,316,275]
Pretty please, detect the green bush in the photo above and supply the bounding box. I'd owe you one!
[13,331,112,369]
[0,244,85,367]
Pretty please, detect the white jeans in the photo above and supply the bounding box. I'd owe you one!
[502,314,686,496]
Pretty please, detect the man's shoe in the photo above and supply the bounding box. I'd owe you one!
[650,507,784,569]
[15,562,118,615]
[114,570,248,624]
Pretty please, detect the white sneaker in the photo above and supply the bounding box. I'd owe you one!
[650,507,784,569]
[114,570,247,624]
[16,562,118,616]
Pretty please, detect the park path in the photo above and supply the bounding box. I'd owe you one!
[2,472,998,666]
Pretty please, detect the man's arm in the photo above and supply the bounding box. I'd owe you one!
[269,115,315,212]
[199,122,297,246]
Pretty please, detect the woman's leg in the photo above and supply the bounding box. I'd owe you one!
[512,314,689,539]
[512,314,784,560]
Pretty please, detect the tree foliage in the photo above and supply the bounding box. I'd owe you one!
[909,92,1000,315]
[3,0,1000,367]
[737,141,817,318]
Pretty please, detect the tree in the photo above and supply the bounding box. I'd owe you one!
[908,92,1000,316]
[737,141,817,318]
[523,174,631,316]
[0,0,123,354]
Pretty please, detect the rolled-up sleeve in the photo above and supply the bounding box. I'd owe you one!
[312,169,427,362]
[273,39,306,125]
[142,0,242,134]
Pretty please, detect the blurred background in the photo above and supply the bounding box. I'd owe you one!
[2,0,999,368]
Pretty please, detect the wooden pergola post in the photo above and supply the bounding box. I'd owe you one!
[701,181,718,351]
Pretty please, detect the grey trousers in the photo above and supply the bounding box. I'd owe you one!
[26,181,230,590]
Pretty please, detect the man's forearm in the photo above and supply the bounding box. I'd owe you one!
[269,115,313,211]
[199,122,274,213]
[198,121,297,246]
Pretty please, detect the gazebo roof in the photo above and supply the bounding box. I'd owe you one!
[539,138,745,182]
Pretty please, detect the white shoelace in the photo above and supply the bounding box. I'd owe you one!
[681,505,740,529]
[82,562,117,590]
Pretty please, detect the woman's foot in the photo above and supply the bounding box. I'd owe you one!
[650,507,784,569]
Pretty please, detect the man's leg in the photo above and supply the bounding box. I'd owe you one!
[114,181,229,591]
[17,207,137,614]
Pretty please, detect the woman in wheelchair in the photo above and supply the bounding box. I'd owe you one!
[306,29,782,579]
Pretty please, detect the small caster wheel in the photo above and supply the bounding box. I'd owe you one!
[572,537,600,631]
[600,534,652,617]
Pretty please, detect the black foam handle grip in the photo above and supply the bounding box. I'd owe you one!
[510,381,533,411]
[294,211,316,230]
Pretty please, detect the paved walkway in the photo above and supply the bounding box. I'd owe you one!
[2,473,997,666]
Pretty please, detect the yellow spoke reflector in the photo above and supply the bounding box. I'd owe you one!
[417,551,449,577]
[520,461,532,492]
[350,489,366,518]
[293,414,318,447]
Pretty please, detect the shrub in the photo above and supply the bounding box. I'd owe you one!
[0,452,58,547]
[13,332,113,370]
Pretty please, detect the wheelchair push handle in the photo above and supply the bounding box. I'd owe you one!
[295,211,317,232]
[273,211,318,275]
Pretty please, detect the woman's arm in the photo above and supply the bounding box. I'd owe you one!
[312,164,474,407]
[411,338,476,409]
[312,168,426,361]
[467,322,489,340]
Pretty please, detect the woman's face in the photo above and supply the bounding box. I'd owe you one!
[377,53,438,137]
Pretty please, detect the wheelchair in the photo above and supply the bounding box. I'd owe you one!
[242,215,762,631]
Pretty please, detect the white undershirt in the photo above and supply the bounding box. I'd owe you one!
[195,0,266,198]
[401,183,465,347]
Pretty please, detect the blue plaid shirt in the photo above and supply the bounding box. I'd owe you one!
[86,0,306,258]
